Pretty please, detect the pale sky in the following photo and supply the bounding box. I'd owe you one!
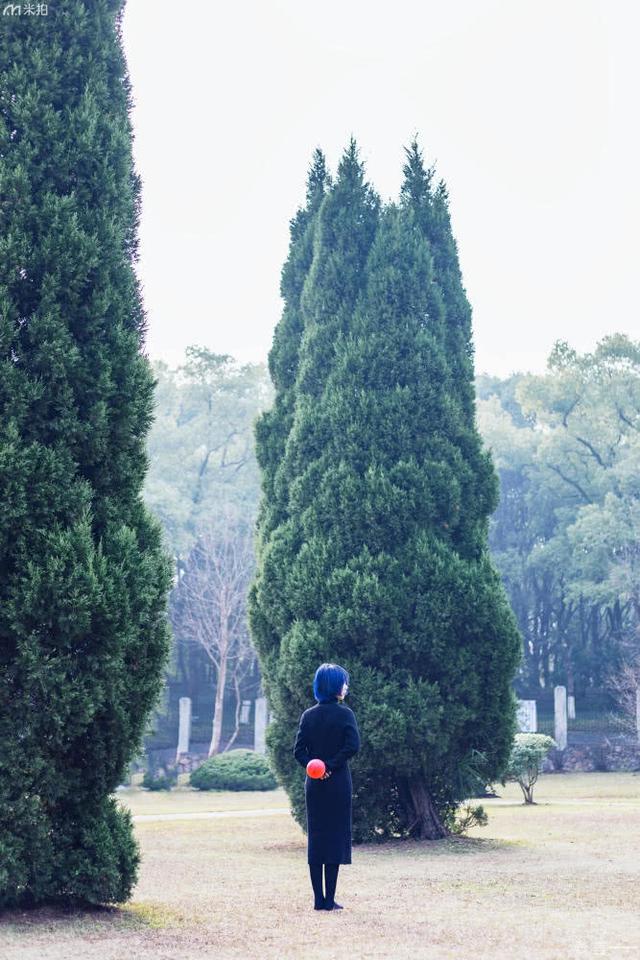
[122,0,639,378]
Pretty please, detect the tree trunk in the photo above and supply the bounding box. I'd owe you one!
[209,654,228,756]
[401,776,450,839]
[521,781,535,803]
[223,668,242,752]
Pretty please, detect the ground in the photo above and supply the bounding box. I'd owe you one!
[1,772,639,960]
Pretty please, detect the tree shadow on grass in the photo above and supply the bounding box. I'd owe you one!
[0,900,187,935]
[357,834,527,858]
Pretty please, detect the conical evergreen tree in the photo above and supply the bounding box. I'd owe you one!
[250,140,522,841]
[249,140,380,813]
[400,139,499,560]
[401,140,475,424]
[253,149,330,541]
[248,149,330,690]
[0,2,173,905]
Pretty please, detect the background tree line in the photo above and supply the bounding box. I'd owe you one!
[478,334,640,703]
[144,334,640,753]
[142,347,273,755]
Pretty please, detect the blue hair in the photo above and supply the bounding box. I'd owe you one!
[313,662,350,703]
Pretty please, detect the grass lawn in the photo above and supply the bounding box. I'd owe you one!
[1,772,639,959]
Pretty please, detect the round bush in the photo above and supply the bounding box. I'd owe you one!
[190,749,278,791]
[142,767,178,791]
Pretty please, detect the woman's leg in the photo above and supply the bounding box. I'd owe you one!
[309,863,325,909]
[323,863,341,909]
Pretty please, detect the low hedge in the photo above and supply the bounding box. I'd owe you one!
[142,766,178,791]
[190,749,278,791]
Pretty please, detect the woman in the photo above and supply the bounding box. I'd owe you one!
[293,662,361,911]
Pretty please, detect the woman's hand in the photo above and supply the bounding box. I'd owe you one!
[321,769,332,780]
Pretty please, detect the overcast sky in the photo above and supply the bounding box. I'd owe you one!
[122,0,639,378]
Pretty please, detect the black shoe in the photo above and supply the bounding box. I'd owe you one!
[324,901,343,910]
[314,900,326,910]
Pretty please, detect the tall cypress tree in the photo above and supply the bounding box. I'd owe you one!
[0,2,173,905]
[253,149,330,543]
[401,140,496,560]
[249,140,380,816]
[250,140,521,841]
[248,150,330,694]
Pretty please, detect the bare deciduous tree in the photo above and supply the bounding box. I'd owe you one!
[171,510,256,755]
[605,647,640,738]
[223,633,257,752]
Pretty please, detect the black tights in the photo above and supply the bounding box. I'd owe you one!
[309,862,340,908]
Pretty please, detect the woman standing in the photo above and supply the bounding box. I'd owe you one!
[293,662,361,911]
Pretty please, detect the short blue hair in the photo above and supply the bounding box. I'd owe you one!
[313,662,349,703]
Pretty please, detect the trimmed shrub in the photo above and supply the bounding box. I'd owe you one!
[142,766,178,792]
[190,750,278,791]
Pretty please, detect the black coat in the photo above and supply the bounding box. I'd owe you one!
[293,700,361,865]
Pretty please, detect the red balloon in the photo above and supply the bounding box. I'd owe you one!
[306,758,326,779]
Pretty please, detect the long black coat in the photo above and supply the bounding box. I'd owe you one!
[293,700,361,865]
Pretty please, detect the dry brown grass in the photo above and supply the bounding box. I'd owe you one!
[2,772,639,960]
[119,783,288,816]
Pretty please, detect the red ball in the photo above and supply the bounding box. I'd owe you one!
[306,758,326,779]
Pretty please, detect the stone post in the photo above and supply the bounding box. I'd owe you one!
[254,696,268,754]
[554,685,567,750]
[516,699,537,733]
[568,694,576,720]
[176,696,192,761]
[636,686,640,743]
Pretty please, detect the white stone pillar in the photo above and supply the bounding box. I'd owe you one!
[176,696,192,760]
[568,695,576,720]
[517,699,537,732]
[554,685,567,750]
[254,696,268,754]
[636,687,640,743]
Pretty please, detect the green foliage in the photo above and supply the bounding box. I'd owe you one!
[451,803,488,835]
[142,767,178,791]
[0,2,173,906]
[190,750,278,791]
[144,348,273,559]
[249,139,522,841]
[477,334,640,693]
[501,733,556,803]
